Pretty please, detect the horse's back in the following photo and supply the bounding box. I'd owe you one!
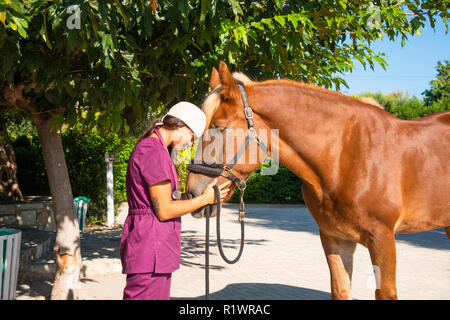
[422,110,450,125]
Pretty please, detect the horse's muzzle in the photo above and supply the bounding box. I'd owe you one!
[187,191,218,218]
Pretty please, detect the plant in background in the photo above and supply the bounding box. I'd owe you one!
[355,60,449,120]
[422,60,450,108]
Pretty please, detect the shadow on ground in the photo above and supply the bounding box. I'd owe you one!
[180,230,268,270]
[173,282,330,300]
[80,205,448,262]
[230,204,318,234]
[395,229,450,251]
[223,204,449,251]
[16,279,52,300]
[17,280,330,300]
[16,278,105,300]
[80,229,122,261]
[80,228,268,270]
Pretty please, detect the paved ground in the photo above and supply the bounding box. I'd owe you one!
[16,204,450,300]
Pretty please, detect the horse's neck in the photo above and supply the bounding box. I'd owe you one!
[251,83,366,190]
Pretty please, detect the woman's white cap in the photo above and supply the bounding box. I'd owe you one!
[161,101,206,137]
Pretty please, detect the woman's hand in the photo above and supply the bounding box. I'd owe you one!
[202,178,232,205]
[149,178,232,221]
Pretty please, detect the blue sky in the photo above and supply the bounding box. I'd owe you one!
[338,19,449,98]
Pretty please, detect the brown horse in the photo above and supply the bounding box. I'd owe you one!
[185,61,450,300]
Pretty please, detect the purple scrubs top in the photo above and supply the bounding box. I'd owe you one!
[120,133,181,274]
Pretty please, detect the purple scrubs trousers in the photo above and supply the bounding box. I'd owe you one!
[123,273,172,300]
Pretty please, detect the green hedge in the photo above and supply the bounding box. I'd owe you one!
[227,160,303,204]
[355,90,449,120]
[12,129,135,225]
[175,142,304,204]
[12,135,49,196]
[61,130,135,224]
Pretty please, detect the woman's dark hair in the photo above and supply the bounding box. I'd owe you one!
[137,114,187,143]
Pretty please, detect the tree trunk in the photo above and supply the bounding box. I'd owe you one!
[30,112,82,300]
[0,118,24,202]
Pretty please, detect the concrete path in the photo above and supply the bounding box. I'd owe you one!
[16,204,450,300]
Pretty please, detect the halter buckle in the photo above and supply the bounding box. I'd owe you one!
[244,107,253,119]
[221,166,232,177]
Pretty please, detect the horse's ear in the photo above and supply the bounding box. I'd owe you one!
[210,67,220,90]
[218,61,238,100]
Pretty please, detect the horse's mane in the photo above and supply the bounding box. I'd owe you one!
[232,72,254,86]
[202,85,222,129]
[202,73,382,128]
[257,78,351,100]
[358,96,384,109]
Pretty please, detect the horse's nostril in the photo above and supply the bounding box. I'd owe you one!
[187,192,194,200]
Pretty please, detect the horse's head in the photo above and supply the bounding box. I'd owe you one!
[186,61,270,218]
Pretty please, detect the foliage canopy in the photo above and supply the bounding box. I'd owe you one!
[1,0,448,133]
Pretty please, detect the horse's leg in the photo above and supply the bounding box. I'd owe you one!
[445,227,450,239]
[365,226,398,300]
[320,231,357,300]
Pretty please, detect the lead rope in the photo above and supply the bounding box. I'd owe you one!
[205,185,245,300]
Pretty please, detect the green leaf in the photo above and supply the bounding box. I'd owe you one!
[10,13,27,38]
[0,1,7,26]
[427,10,435,28]
[274,16,285,27]
[200,0,210,24]
[261,18,274,29]
[113,0,129,31]
[287,14,301,29]
[274,0,284,10]
[251,21,264,30]
[143,6,153,37]
[374,55,387,71]
[229,0,243,16]
[109,109,122,132]
[105,55,111,70]
[41,12,52,50]
[49,114,64,133]
[123,118,130,134]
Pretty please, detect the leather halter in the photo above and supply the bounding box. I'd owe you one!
[187,82,268,191]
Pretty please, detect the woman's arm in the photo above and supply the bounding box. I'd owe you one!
[149,179,231,221]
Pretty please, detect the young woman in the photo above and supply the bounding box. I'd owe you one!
[120,101,231,300]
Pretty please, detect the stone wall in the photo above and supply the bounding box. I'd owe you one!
[0,200,55,231]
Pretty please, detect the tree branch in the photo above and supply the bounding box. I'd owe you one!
[2,83,36,113]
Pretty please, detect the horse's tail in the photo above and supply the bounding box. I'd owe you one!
[445,227,450,240]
